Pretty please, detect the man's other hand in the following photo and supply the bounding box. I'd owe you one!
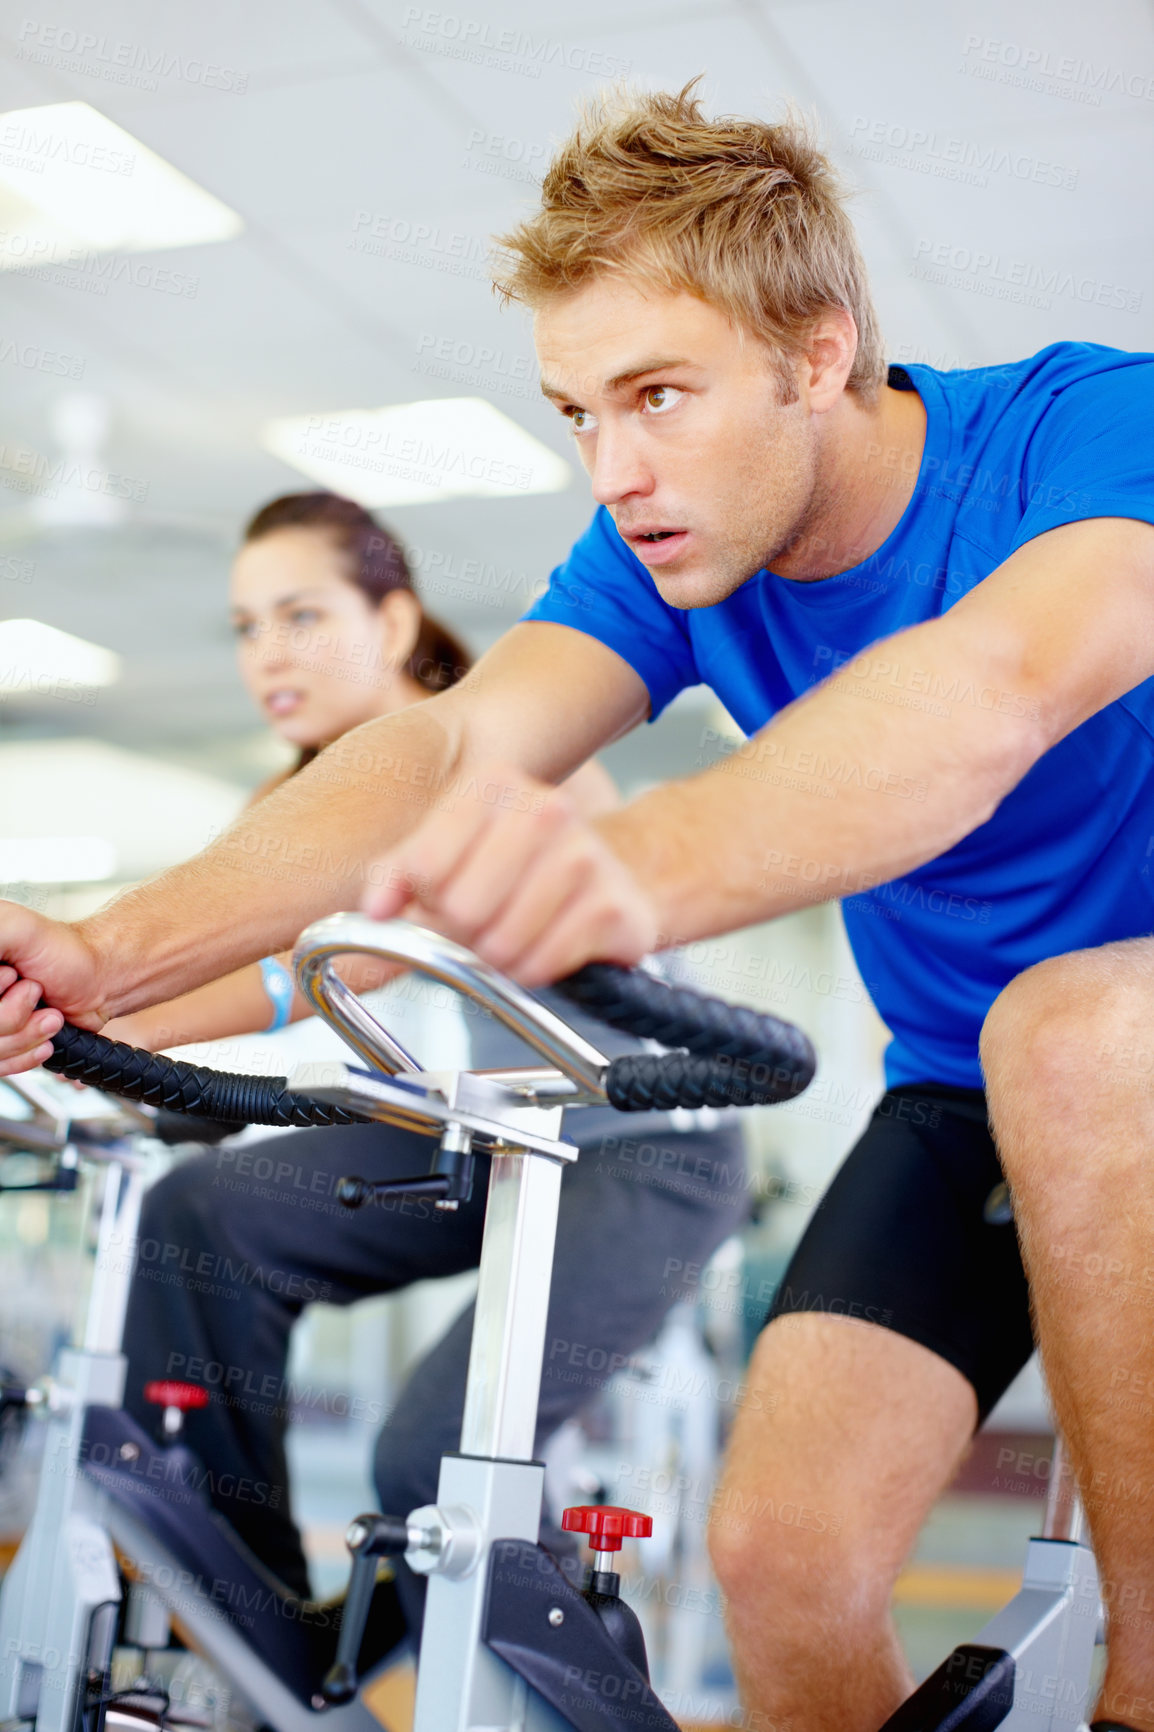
[362,764,658,984]
[0,903,106,1076]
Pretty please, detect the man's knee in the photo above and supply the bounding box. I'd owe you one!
[708,1467,875,1637]
[982,948,1145,1108]
[981,949,1154,1201]
[708,1337,880,1628]
[709,1312,972,1641]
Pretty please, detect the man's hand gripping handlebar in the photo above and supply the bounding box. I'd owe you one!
[0,905,105,1077]
[293,915,818,1107]
[9,914,816,1141]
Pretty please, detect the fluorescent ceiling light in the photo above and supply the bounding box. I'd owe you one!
[0,101,242,268]
[0,739,244,880]
[0,836,117,883]
[262,396,572,508]
[0,619,120,692]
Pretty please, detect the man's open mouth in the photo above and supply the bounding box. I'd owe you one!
[620,525,690,563]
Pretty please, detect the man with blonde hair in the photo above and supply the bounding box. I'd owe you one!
[2,84,1154,1729]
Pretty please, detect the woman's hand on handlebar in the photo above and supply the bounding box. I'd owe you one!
[0,903,106,1076]
[362,764,659,986]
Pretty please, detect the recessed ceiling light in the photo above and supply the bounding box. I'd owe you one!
[0,836,117,883]
[0,100,242,269]
[0,619,121,692]
[262,396,572,508]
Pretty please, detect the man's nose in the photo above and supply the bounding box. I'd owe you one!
[589,426,652,507]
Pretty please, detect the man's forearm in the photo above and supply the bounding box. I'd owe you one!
[599,618,1049,945]
[82,704,460,1019]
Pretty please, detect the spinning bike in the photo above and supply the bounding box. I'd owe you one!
[0,914,815,1732]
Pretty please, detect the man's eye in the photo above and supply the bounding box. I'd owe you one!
[566,407,598,435]
[232,620,260,640]
[643,386,682,414]
[289,607,321,625]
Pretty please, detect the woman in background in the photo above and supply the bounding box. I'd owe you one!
[107,489,616,1042]
[108,493,749,1658]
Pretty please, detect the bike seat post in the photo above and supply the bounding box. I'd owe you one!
[458,1107,568,1462]
[1042,1432,1086,1545]
[296,916,607,1466]
[291,915,614,1731]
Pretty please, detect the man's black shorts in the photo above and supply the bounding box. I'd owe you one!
[766,1083,1034,1422]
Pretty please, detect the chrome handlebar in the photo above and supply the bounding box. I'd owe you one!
[292,914,610,1101]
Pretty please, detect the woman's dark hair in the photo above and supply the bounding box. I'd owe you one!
[243,491,472,694]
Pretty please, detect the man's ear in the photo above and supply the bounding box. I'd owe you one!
[803,307,858,412]
[379,588,423,666]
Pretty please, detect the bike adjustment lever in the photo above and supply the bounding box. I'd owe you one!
[321,1512,413,1705]
[337,1124,476,1214]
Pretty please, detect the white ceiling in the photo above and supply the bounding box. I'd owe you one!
[0,0,1151,787]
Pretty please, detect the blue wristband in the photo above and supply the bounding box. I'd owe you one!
[259,956,295,1033]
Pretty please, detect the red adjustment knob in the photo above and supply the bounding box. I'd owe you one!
[561,1505,653,1553]
[143,1380,209,1411]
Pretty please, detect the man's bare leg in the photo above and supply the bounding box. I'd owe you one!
[708,1311,976,1732]
[982,938,1154,1732]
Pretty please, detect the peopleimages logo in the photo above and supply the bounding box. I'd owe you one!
[911,238,1142,314]
[15,20,250,92]
[0,335,85,377]
[348,211,490,283]
[298,415,533,494]
[0,114,134,174]
[961,34,1154,104]
[848,116,1079,190]
[399,8,631,80]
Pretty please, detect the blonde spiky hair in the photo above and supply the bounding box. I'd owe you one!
[492,81,885,403]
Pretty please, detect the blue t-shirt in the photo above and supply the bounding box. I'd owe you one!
[524,342,1154,1089]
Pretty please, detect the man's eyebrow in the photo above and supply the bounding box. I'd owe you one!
[606,357,695,392]
[539,357,698,403]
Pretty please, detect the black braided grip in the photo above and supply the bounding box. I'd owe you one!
[37,959,814,1125]
[556,962,816,1111]
[43,1024,365,1128]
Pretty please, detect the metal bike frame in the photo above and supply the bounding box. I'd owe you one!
[960,1436,1100,1731]
[293,915,618,1731]
[0,914,609,1732]
[3,915,807,1732]
[0,1093,382,1732]
[0,1139,144,1732]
